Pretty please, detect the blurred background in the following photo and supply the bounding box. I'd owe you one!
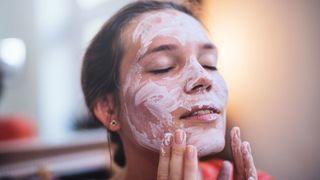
[0,0,319,179]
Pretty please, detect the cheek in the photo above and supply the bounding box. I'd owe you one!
[124,81,179,151]
[135,81,179,121]
[213,74,229,103]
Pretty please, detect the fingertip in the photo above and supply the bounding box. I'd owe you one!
[162,133,173,147]
[247,142,252,153]
[217,160,233,180]
[242,141,249,147]
[235,127,241,138]
[231,126,241,139]
[186,145,197,160]
[221,160,233,174]
[222,160,232,169]
[174,129,186,145]
[241,141,252,156]
[241,142,249,155]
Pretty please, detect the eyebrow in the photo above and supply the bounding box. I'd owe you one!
[137,44,178,62]
[137,43,217,62]
[202,43,217,50]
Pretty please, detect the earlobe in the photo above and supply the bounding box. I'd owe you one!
[109,119,120,131]
[93,96,120,132]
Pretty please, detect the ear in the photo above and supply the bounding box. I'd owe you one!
[93,95,120,132]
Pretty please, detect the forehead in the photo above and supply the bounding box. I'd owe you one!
[123,9,209,46]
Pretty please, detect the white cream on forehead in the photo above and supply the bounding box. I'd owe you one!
[132,10,209,61]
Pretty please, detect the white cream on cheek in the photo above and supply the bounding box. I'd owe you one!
[122,11,228,153]
[135,81,179,121]
[123,57,228,152]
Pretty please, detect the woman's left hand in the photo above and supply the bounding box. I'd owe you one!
[217,127,258,180]
[229,127,257,180]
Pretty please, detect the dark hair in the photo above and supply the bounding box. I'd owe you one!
[81,0,198,114]
[81,0,199,167]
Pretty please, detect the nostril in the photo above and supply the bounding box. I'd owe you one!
[206,84,212,91]
[185,76,212,93]
[190,84,212,92]
[191,84,203,91]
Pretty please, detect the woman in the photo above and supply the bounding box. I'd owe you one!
[81,1,271,179]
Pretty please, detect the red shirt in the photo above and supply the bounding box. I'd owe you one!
[199,159,273,180]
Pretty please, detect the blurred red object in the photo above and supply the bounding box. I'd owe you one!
[0,116,36,141]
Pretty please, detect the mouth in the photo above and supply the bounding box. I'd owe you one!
[179,105,221,122]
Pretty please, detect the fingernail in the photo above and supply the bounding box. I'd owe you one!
[246,142,251,153]
[186,145,196,159]
[162,133,173,147]
[236,127,241,138]
[175,129,186,144]
[160,147,167,157]
[241,143,248,155]
[230,128,236,138]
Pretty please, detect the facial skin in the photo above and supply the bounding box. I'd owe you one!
[118,10,228,156]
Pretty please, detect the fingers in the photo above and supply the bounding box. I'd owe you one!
[157,129,199,180]
[241,142,257,180]
[184,145,198,180]
[169,129,186,180]
[231,127,245,179]
[157,133,173,180]
[231,127,258,180]
[217,160,232,180]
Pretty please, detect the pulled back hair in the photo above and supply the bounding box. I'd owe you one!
[81,0,200,166]
[81,0,199,115]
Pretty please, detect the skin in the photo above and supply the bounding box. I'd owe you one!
[121,10,227,157]
[94,9,257,180]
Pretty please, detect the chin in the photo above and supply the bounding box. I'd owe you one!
[187,129,226,157]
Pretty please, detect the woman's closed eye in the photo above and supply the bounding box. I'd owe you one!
[149,67,174,74]
[202,65,218,71]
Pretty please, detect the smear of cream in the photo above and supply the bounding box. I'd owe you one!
[185,126,225,156]
[135,80,179,121]
[132,11,208,62]
[122,10,229,153]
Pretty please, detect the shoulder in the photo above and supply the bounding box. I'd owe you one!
[199,159,273,180]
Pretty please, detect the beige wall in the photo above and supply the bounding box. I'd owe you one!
[203,0,320,179]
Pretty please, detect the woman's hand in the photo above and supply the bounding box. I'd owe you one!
[157,129,200,180]
[230,127,257,180]
[157,127,257,180]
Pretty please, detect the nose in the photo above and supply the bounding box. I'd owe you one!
[184,64,212,94]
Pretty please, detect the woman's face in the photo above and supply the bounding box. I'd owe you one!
[119,10,228,156]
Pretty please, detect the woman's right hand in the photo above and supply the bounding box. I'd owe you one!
[157,129,200,180]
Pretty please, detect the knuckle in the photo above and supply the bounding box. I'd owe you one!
[184,160,196,169]
[160,151,171,158]
[169,174,181,180]
[157,174,168,180]
[171,146,185,156]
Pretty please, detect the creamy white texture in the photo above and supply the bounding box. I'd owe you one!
[132,11,208,61]
[122,10,228,156]
[135,81,179,121]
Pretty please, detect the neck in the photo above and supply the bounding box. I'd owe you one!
[118,137,160,180]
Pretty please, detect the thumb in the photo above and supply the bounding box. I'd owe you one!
[217,161,232,180]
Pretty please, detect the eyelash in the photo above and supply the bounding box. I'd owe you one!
[149,65,217,74]
[203,65,218,71]
[149,67,174,74]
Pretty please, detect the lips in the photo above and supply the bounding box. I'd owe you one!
[180,105,221,122]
